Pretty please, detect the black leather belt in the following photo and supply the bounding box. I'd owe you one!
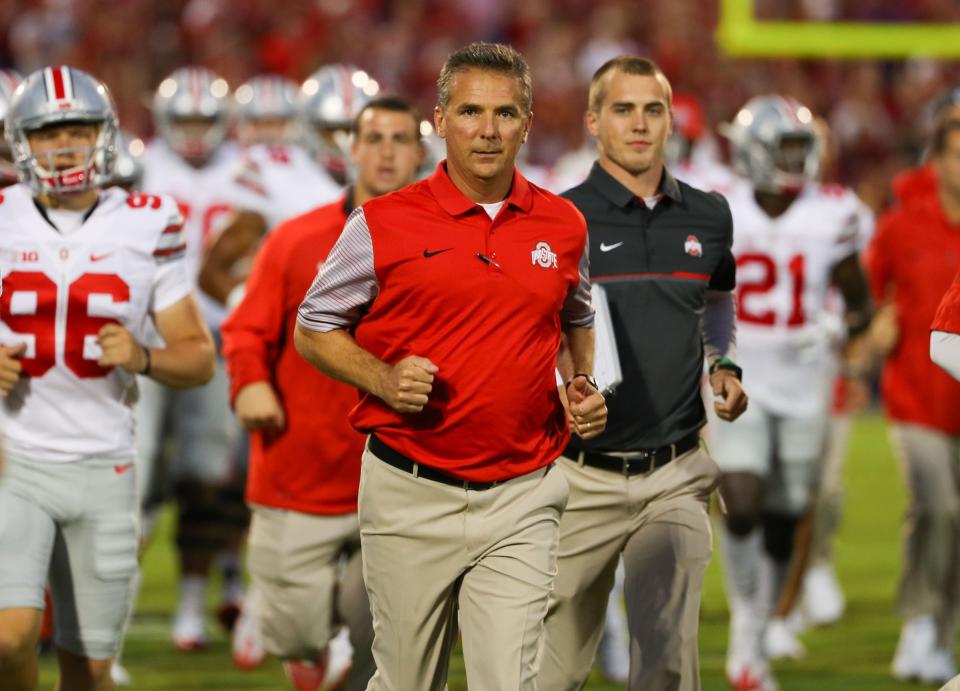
[369,433,501,491]
[562,431,700,476]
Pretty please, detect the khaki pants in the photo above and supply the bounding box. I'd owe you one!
[539,446,719,691]
[247,505,374,690]
[890,423,960,646]
[358,444,569,691]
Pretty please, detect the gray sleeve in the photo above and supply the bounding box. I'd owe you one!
[296,207,379,333]
[702,289,737,367]
[560,238,595,328]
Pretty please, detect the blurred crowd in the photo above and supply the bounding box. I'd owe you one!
[3,0,960,213]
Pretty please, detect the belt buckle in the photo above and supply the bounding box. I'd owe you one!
[623,451,654,476]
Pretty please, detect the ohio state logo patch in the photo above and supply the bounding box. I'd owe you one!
[684,235,703,257]
[531,241,558,269]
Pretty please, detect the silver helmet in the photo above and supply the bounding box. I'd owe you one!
[299,64,379,180]
[0,69,23,186]
[153,66,230,164]
[234,74,299,145]
[724,95,820,193]
[111,130,146,190]
[5,65,118,195]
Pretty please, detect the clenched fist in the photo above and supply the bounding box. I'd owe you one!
[376,355,438,414]
[566,375,607,440]
[0,342,26,394]
[97,324,148,374]
[235,381,286,433]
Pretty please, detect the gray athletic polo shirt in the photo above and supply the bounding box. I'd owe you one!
[564,162,736,451]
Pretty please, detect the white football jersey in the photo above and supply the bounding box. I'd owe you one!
[0,184,190,463]
[226,143,342,230]
[673,159,737,196]
[141,140,241,329]
[728,180,866,416]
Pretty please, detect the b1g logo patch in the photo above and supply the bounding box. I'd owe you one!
[531,241,558,269]
[684,235,703,258]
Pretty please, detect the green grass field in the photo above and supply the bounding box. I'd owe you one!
[38,413,920,690]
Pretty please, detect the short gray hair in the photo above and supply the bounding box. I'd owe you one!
[437,42,532,114]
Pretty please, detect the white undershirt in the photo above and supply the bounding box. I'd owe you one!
[931,330,960,382]
[478,201,505,220]
[642,194,663,210]
[46,207,90,234]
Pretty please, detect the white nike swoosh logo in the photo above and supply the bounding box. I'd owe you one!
[599,242,623,252]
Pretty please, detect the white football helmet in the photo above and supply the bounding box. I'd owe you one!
[153,66,230,164]
[724,95,820,194]
[0,69,23,186]
[234,74,299,145]
[5,65,118,195]
[299,64,379,181]
[111,130,146,190]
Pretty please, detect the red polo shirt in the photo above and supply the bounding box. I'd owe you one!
[222,196,365,514]
[932,266,960,335]
[892,163,936,206]
[866,191,960,434]
[298,164,591,482]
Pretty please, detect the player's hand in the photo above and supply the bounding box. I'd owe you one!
[235,381,286,433]
[711,370,748,422]
[566,376,607,440]
[97,323,148,373]
[838,375,870,414]
[377,355,438,414]
[0,342,26,394]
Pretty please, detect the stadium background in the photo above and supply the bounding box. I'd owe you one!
[2,0,958,688]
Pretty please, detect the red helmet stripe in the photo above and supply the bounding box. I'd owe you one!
[263,77,274,110]
[51,66,67,100]
[189,68,202,110]
[341,67,352,117]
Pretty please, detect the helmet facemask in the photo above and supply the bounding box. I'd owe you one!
[159,115,226,167]
[751,132,819,194]
[11,119,117,196]
[152,68,231,167]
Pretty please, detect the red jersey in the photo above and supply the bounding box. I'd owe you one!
[892,164,936,206]
[866,192,960,434]
[932,266,960,335]
[221,196,364,514]
[298,164,592,482]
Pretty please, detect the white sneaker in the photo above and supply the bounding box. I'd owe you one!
[231,605,266,670]
[892,615,936,680]
[171,609,208,651]
[919,647,957,685]
[728,602,763,666]
[725,657,780,691]
[764,617,806,660]
[110,660,132,686]
[323,627,353,690]
[802,564,845,625]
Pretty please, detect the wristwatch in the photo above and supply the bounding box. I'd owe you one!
[709,357,742,381]
[565,372,599,390]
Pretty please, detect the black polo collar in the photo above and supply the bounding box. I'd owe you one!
[586,161,683,209]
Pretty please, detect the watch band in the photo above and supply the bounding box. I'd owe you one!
[709,357,742,381]
[566,372,599,390]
